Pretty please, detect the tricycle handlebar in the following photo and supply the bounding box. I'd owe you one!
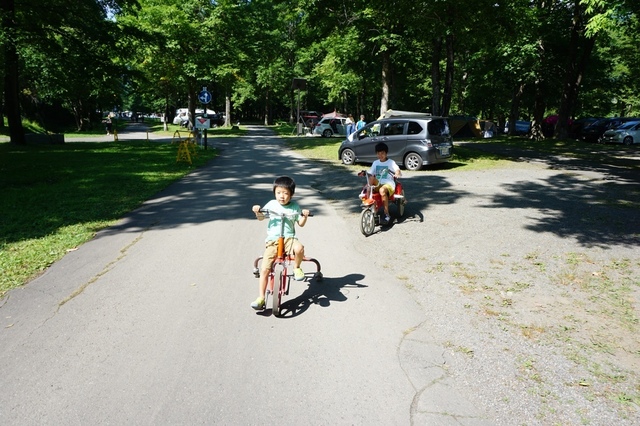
[258,209,314,218]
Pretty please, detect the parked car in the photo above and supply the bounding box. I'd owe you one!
[338,115,453,171]
[598,120,640,145]
[569,117,602,139]
[580,117,638,142]
[313,115,348,137]
[172,108,216,126]
[195,112,225,127]
[504,120,531,135]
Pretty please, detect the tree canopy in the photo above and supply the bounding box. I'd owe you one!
[2,0,639,142]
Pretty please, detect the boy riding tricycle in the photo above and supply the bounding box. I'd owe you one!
[357,142,406,236]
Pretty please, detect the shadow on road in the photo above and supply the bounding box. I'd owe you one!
[270,273,367,318]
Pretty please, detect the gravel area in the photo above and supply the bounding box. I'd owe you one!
[311,142,640,425]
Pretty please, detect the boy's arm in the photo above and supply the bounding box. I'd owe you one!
[393,162,402,178]
[297,209,310,227]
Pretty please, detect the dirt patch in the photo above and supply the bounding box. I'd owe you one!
[311,150,640,424]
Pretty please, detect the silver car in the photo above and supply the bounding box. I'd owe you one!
[338,115,453,171]
[313,116,347,138]
[599,120,640,145]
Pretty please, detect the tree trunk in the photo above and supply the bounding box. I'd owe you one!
[188,83,196,130]
[531,78,546,141]
[2,0,25,144]
[507,82,525,135]
[441,34,455,117]
[556,0,596,139]
[431,37,442,116]
[264,87,269,126]
[379,49,390,116]
[225,88,231,127]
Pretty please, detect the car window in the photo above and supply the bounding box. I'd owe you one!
[618,121,637,129]
[407,121,423,135]
[357,123,380,139]
[427,119,450,136]
[381,122,405,136]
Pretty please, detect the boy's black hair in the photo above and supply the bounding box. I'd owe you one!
[375,142,388,153]
[273,175,296,195]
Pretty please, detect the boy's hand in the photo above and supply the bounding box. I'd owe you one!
[301,209,310,217]
[252,205,265,220]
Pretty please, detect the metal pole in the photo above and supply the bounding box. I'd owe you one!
[297,89,301,135]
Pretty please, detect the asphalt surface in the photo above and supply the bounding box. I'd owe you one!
[0,125,493,425]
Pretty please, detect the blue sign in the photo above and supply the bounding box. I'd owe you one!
[198,90,212,104]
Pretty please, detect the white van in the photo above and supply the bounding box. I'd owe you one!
[172,108,216,125]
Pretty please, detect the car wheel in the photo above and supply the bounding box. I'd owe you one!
[404,152,422,171]
[322,129,333,138]
[341,148,355,165]
[623,136,633,145]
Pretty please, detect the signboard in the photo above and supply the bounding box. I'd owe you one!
[195,117,210,129]
[198,89,212,104]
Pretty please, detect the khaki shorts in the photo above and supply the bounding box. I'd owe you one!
[261,238,298,271]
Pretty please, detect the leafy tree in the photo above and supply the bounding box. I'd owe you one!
[1,0,134,143]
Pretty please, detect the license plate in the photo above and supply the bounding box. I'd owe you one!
[439,146,450,156]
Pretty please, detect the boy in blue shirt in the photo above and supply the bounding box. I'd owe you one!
[358,142,401,224]
[251,176,310,310]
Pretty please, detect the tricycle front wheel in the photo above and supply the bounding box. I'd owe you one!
[360,208,376,236]
[272,267,284,316]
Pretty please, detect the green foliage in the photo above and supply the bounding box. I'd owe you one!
[3,0,640,133]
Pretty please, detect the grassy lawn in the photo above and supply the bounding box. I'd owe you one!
[274,123,518,171]
[0,140,217,297]
[275,122,639,173]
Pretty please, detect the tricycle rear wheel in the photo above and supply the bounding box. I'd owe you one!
[396,190,405,217]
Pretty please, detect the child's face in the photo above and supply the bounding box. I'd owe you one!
[274,187,292,205]
[376,150,388,161]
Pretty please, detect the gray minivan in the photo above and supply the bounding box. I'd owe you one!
[338,115,453,171]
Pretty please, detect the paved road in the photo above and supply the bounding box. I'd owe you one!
[0,127,490,424]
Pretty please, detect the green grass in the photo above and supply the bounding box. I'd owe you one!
[0,140,217,296]
[277,124,517,171]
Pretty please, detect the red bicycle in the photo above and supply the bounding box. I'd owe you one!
[252,210,322,316]
[358,172,406,236]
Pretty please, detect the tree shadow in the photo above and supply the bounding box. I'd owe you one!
[488,173,640,248]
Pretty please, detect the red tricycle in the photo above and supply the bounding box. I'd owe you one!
[358,172,406,236]
[252,210,322,316]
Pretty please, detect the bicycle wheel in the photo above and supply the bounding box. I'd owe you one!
[360,208,375,236]
[272,266,284,316]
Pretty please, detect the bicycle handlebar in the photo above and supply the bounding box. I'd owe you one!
[258,209,314,218]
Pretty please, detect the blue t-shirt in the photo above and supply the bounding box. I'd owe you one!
[262,199,302,242]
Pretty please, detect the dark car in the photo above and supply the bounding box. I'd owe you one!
[338,115,453,171]
[580,117,638,142]
[569,117,602,139]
